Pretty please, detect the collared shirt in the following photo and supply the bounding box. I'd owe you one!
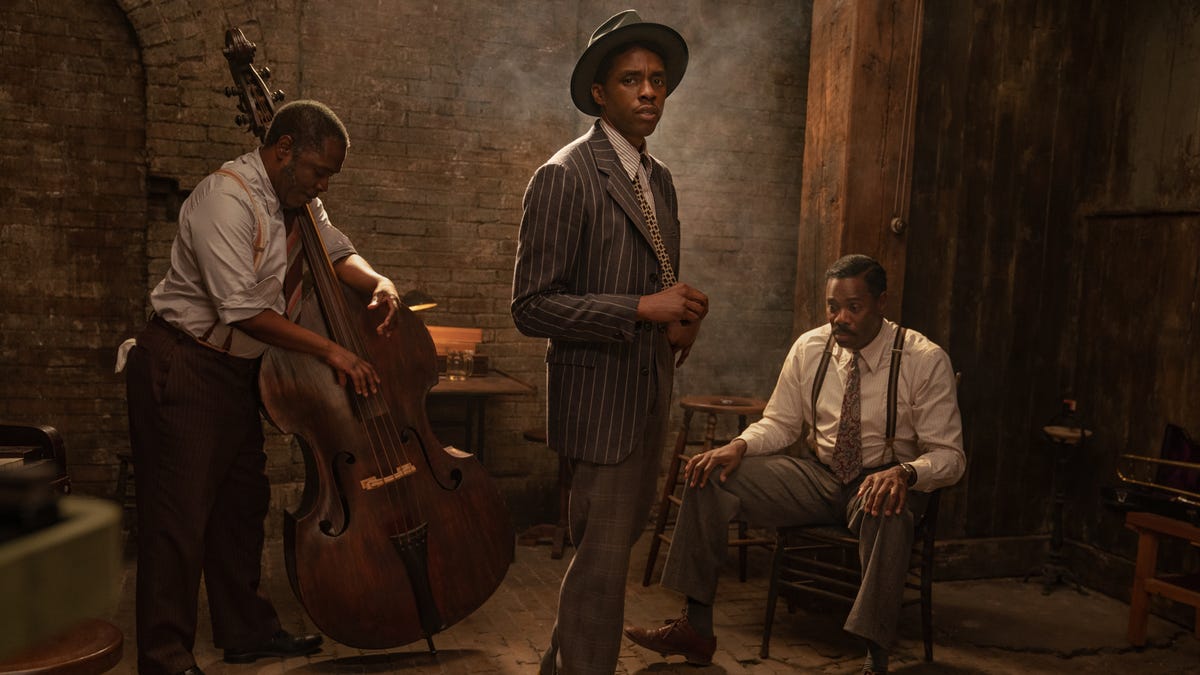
[149,149,356,358]
[599,117,659,222]
[738,320,965,491]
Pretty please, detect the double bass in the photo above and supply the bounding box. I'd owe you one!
[222,28,514,651]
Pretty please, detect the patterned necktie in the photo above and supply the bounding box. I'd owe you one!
[629,164,677,288]
[831,352,863,483]
[283,211,304,322]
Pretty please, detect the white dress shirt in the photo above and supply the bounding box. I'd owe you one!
[600,117,658,217]
[149,149,356,358]
[738,320,965,491]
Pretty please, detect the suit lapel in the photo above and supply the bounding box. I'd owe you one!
[648,169,679,272]
[587,124,654,247]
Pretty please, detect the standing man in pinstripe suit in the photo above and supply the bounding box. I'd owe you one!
[511,10,708,675]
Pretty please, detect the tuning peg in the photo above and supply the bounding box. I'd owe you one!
[260,67,271,80]
[224,86,237,97]
[235,114,248,126]
[273,90,286,102]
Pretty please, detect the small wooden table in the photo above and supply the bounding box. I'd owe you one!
[429,369,535,461]
[1125,510,1200,645]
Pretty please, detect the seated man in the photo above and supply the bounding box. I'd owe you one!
[625,254,965,674]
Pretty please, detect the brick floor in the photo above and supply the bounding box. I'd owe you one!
[103,530,1199,674]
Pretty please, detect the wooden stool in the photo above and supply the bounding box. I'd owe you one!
[643,395,770,586]
[516,428,573,559]
[0,618,123,675]
[1125,510,1200,646]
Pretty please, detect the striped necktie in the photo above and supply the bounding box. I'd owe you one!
[283,211,304,322]
[831,352,863,483]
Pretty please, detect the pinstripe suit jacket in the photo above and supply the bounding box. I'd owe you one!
[512,121,680,465]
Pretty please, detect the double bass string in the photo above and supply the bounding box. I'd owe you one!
[298,205,426,533]
[228,31,514,646]
[304,218,419,533]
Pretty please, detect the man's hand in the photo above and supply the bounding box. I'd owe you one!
[666,319,702,367]
[322,342,381,397]
[366,279,401,336]
[856,465,910,517]
[636,283,708,324]
[683,439,747,488]
[333,255,401,336]
[233,309,380,396]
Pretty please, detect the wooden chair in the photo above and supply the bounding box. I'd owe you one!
[760,488,942,661]
[643,395,771,586]
[1124,510,1200,646]
[759,367,959,661]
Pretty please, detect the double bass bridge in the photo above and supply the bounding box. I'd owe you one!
[360,463,417,491]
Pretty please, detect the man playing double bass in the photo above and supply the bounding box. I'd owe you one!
[124,100,400,675]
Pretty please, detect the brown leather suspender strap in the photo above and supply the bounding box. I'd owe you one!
[192,169,267,353]
[808,333,836,450]
[885,326,907,463]
[213,168,266,270]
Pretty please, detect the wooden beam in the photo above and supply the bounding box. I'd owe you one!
[794,0,923,334]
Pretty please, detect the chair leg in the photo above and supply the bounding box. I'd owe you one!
[738,519,749,583]
[643,410,692,586]
[114,453,137,555]
[760,531,784,659]
[551,455,572,560]
[1127,531,1159,647]
[921,539,934,661]
[112,454,130,504]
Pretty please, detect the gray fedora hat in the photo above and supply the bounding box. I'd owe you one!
[570,9,688,116]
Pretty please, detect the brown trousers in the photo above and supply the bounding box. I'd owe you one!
[660,456,914,648]
[540,352,673,675]
[125,318,280,674]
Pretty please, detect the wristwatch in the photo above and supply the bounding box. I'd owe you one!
[900,462,917,486]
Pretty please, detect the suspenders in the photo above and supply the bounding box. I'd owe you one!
[214,168,267,270]
[808,326,908,463]
[195,169,268,353]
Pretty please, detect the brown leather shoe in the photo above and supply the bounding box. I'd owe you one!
[624,613,716,665]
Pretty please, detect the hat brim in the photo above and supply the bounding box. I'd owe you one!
[570,22,689,117]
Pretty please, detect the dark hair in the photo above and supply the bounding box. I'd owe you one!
[593,40,668,85]
[825,254,887,297]
[263,100,349,155]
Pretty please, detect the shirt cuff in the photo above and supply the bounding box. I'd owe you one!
[736,433,769,457]
[218,277,283,325]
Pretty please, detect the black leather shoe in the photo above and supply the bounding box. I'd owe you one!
[178,668,204,675]
[223,630,323,663]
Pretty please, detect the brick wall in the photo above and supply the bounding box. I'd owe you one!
[3,0,808,528]
[0,0,146,494]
